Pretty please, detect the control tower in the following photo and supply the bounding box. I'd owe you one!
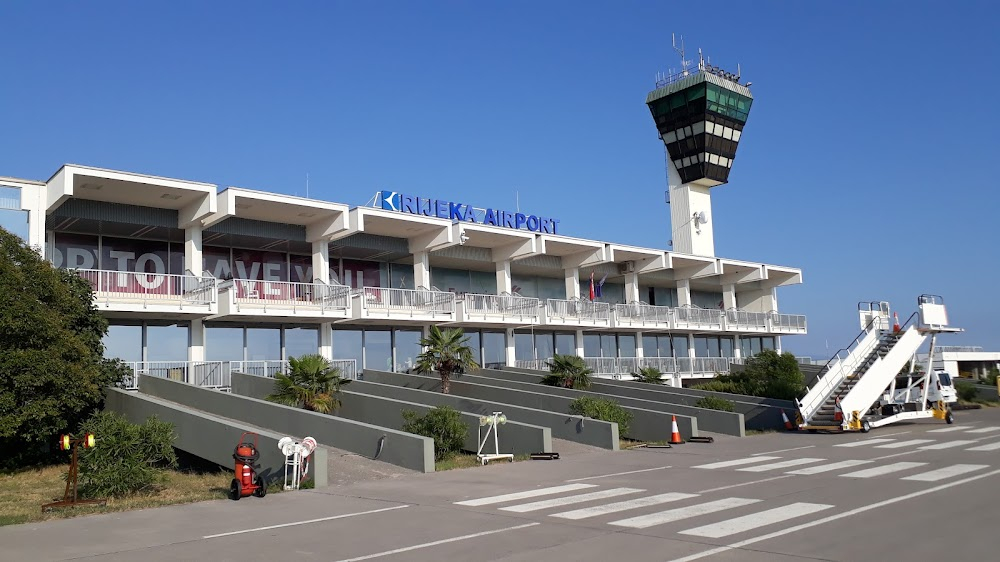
[646,40,753,257]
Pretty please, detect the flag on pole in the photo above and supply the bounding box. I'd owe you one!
[589,272,595,301]
[595,273,607,298]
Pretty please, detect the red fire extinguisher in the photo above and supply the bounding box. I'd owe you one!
[230,432,266,500]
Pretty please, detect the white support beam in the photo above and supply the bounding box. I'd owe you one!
[677,278,692,307]
[185,226,203,276]
[723,283,737,309]
[413,251,431,289]
[178,193,216,229]
[407,225,453,254]
[565,267,581,299]
[625,272,640,303]
[561,246,607,269]
[306,211,350,242]
[493,237,537,261]
[496,260,512,294]
[312,240,330,283]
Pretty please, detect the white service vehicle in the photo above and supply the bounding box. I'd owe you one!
[874,370,957,417]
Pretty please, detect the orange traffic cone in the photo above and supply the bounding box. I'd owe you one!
[669,415,684,444]
[782,410,794,431]
[833,397,844,423]
[892,312,901,333]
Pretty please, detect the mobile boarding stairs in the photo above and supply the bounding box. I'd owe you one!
[797,295,962,433]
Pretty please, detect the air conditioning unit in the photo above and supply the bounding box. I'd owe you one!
[618,261,635,274]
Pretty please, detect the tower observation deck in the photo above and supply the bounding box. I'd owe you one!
[647,42,753,256]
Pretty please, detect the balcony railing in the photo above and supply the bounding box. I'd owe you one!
[614,302,672,325]
[770,312,807,332]
[230,279,351,312]
[463,293,540,321]
[362,286,455,316]
[673,306,724,329]
[725,309,769,331]
[77,269,216,307]
[122,361,231,390]
[546,298,611,322]
[517,356,730,377]
[231,359,359,381]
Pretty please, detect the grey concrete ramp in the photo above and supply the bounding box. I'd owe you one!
[104,388,329,487]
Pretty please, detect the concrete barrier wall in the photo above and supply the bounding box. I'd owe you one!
[138,375,435,473]
[104,388,329,487]
[362,370,697,441]
[231,372,551,455]
[483,369,775,432]
[338,379,618,450]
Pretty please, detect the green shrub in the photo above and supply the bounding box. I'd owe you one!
[569,397,632,436]
[692,350,804,400]
[985,368,999,387]
[955,381,978,402]
[695,395,736,412]
[75,411,177,498]
[401,406,469,461]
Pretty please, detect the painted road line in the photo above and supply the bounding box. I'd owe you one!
[666,469,1000,562]
[835,438,896,447]
[927,425,973,433]
[692,456,780,470]
[608,497,760,529]
[678,502,834,538]
[499,487,644,513]
[203,505,409,539]
[966,427,1000,434]
[736,458,825,473]
[841,462,927,479]
[785,459,872,475]
[919,440,978,450]
[873,439,935,449]
[551,492,698,520]
[332,522,540,562]
[454,483,596,506]
[901,464,990,482]
[967,441,1000,452]
[697,476,790,494]
[751,445,816,456]
[566,466,671,482]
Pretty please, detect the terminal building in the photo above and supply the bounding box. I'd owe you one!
[0,55,806,388]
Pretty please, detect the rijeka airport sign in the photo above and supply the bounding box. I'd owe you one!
[380,191,560,234]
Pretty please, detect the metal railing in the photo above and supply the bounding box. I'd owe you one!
[76,269,217,306]
[230,280,351,312]
[797,316,884,418]
[673,306,723,328]
[936,346,983,353]
[231,359,359,381]
[614,302,672,324]
[122,361,231,390]
[725,309,769,331]
[463,293,540,321]
[362,286,455,316]
[546,298,611,322]
[770,312,807,332]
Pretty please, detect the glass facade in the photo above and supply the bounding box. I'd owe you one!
[285,327,319,359]
[103,325,142,362]
[482,331,506,367]
[146,324,189,361]
[394,330,422,372]
[206,326,244,361]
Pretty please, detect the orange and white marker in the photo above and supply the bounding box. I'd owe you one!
[834,397,844,422]
[893,312,901,333]
[782,410,794,431]
[669,415,684,444]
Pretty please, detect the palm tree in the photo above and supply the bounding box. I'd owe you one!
[266,354,350,413]
[415,326,479,394]
[542,354,593,390]
[632,366,667,385]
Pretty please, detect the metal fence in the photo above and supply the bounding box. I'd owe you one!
[546,298,611,321]
[362,286,455,316]
[725,309,769,331]
[770,312,807,331]
[231,359,359,381]
[614,302,672,324]
[230,280,351,311]
[77,269,217,306]
[673,306,724,328]
[463,293,540,320]
[122,361,230,390]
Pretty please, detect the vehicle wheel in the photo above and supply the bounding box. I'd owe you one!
[946,410,955,424]
[230,478,242,501]
[253,475,267,498]
[861,420,871,433]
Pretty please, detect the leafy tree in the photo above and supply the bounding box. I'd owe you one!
[266,354,349,413]
[401,406,468,461]
[632,366,668,385]
[692,349,804,400]
[76,411,177,498]
[415,326,479,394]
[0,227,126,468]
[542,354,593,390]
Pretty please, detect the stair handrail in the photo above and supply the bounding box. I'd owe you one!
[797,314,885,415]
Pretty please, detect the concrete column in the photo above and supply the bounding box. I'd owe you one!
[775,336,783,354]
[635,331,644,358]
[722,283,736,309]
[46,230,55,263]
[575,329,585,357]
[769,288,778,312]
[184,225,203,276]
[676,278,691,307]
[413,251,430,289]
[312,240,330,283]
[688,334,696,359]
[496,260,512,294]
[624,272,640,303]
[733,335,742,360]
[564,267,580,299]
[319,323,333,360]
[188,319,205,364]
[504,328,516,366]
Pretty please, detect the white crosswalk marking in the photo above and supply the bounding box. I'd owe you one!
[873,439,935,449]
[967,441,1000,452]
[454,483,596,506]
[835,438,895,447]
[609,497,760,529]
[499,488,643,513]
[841,462,927,479]
[902,464,989,482]
[966,427,1000,434]
[919,440,978,450]
[551,492,698,520]
[736,458,826,473]
[785,459,872,475]
[678,502,834,538]
[927,425,973,433]
[692,456,780,469]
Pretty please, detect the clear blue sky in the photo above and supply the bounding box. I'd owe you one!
[2,1,998,358]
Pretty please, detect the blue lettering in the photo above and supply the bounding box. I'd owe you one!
[420,197,433,216]
[436,200,449,219]
[449,202,465,221]
[526,215,540,231]
[549,218,560,235]
[401,194,417,214]
[502,211,514,228]
[485,209,498,226]
[538,216,551,233]
[464,205,477,222]
[515,213,526,230]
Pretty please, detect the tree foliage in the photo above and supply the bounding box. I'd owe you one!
[415,326,479,394]
[542,354,593,390]
[76,411,177,498]
[0,227,126,468]
[632,366,668,385]
[266,354,349,413]
[569,396,632,436]
[401,406,468,461]
[695,395,736,412]
[692,349,804,400]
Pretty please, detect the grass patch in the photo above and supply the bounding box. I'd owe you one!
[745,429,779,436]
[435,453,530,471]
[619,438,671,450]
[0,464,232,526]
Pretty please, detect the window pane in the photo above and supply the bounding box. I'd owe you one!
[365,329,392,371]
[535,332,554,360]
[206,326,243,361]
[0,209,29,242]
[707,336,721,357]
[618,334,636,358]
[514,332,534,361]
[103,324,142,362]
[464,330,482,367]
[583,334,601,357]
[285,327,318,359]
[750,337,762,356]
[333,330,363,372]
[147,324,189,361]
[482,331,506,367]
[673,336,689,358]
[721,337,735,358]
[601,334,616,358]
[555,333,576,356]
[394,330,422,372]
[694,336,711,358]
[246,327,280,361]
[642,335,658,357]
[762,337,776,351]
